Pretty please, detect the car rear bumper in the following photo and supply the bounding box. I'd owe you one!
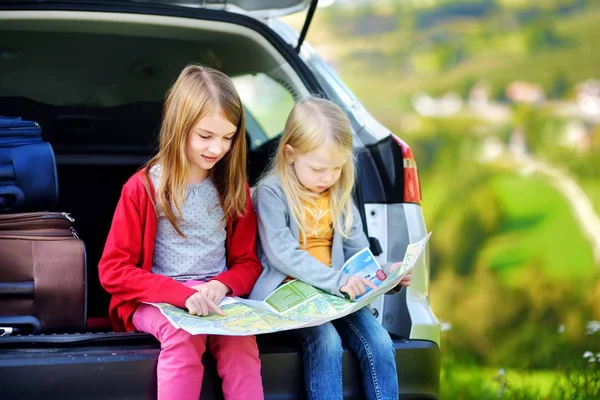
[0,333,439,399]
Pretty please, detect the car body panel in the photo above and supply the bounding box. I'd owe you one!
[139,0,311,19]
[0,2,440,398]
[0,333,439,399]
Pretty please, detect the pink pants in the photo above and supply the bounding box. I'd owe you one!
[132,281,263,400]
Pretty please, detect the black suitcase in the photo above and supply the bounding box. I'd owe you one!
[0,116,58,212]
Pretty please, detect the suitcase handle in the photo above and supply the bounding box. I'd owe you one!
[0,316,42,335]
[0,164,15,179]
[0,281,34,298]
[0,185,25,210]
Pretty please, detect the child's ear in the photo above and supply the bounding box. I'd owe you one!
[284,144,295,164]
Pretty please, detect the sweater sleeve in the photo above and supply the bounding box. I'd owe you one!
[98,182,196,308]
[254,184,351,297]
[211,184,262,297]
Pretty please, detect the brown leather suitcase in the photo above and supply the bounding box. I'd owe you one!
[0,212,86,334]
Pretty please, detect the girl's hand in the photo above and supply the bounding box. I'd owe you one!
[389,263,412,287]
[184,291,225,317]
[398,271,412,287]
[340,276,377,300]
[191,280,231,307]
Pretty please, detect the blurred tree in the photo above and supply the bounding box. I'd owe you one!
[523,8,563,52]
[430,173,502,277]
[395,3,416,65]
[433,262,594,368]
[589,279,600,320]
[549,71,571,100]
[459,76,478,99]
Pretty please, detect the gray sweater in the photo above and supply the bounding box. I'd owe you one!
[248,175,370,301]
[149,165,227,282]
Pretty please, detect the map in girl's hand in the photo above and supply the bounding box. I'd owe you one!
[341,247,386,300]
[148,233,431,336]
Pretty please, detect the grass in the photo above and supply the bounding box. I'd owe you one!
[441,360,600,400]
[478,173,596,282]
[502,369,555,396]
[441,363,555,399]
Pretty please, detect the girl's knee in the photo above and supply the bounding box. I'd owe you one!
[370,332,396,364]
[351,310,392,343]
[158,332,206,373]
[161,329,206,353]
[367,328,395,358]
[302,324,342,356]
[211,335,260,359]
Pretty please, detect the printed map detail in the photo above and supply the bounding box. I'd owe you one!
[147,233,431,336]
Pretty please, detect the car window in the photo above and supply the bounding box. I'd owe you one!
[232,73,295,149]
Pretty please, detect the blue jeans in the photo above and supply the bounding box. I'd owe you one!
[296,307,398,400]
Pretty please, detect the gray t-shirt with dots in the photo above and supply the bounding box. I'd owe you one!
[150,166,227,282]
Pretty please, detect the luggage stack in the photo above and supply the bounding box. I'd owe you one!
[0,116,86,335]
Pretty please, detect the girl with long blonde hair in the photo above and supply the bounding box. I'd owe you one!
[249,97,411,399]
[99,64,263,400]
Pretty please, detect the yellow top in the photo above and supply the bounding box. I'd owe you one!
[299,190,333,266]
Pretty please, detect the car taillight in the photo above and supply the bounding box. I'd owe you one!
[391,135,422,204]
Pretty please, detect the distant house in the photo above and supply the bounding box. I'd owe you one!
[479,136,504,163]
[469,82,491,108]
[509,127,528,158]
[575,79,600,117]
[412,91,462,117]
[468,82,511,122]
[563,120,594,153]
[505,81,545,104]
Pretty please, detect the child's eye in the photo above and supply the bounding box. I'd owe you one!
[198,134,210,139]
[311,168,324,172]
[224,136,234,141]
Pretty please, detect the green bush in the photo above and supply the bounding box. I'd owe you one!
[433,262,597,369]
[431,182,502,277]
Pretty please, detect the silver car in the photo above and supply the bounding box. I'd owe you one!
[0,1,440,398]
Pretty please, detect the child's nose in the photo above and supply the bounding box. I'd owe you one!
[208,141,222,155]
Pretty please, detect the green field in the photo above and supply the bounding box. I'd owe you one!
[478,173,596,282]
[441,364,556,399]
[441,356,600,400]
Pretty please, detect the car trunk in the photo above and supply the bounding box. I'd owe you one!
[0,6,311,328]
[0,6,442,399]
[0,2,421,341]
[0,5,399,335]
[0,96,281,326]
[0,68,440,400]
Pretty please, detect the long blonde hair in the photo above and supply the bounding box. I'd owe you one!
[265,97,355,243]
[144,64,248,237]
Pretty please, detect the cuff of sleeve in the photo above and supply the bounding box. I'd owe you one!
[335,273,352,298]
[158,281,197,309]
[389,285,404,294]
[210,273,243,296]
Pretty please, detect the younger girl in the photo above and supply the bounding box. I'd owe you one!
[99,65,263,400]
[249,97,411,400]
